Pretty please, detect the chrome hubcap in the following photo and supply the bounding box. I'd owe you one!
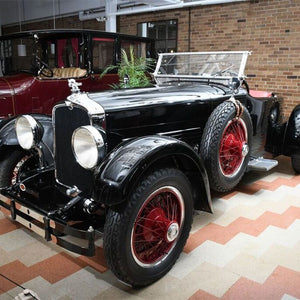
[166,222,179,242]
[242,143,249,157]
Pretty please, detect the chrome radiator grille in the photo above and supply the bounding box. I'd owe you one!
[54,105,93,192]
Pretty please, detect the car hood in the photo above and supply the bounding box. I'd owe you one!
[88,84,232,111]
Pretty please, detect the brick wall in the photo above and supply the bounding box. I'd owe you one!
[119,0,300,117]
[2,0,300,116]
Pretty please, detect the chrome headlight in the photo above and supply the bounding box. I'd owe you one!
[15,115,44,150]
[71,125,104,169]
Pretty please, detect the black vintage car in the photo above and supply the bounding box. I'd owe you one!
[0,52,299,286]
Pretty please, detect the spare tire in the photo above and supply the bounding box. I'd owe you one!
[200,101,253,192]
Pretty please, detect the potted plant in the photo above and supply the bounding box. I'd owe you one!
[101,46,155,88]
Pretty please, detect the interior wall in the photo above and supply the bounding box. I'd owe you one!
[0,0,105,26]
[2,0,299,116]
[119,0,300,117]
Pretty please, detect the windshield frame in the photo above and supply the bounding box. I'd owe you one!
[153,51,251,85]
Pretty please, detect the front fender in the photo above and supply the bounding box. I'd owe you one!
[283,104,300,156]
[95,135,212,213]
[0,114,54,164]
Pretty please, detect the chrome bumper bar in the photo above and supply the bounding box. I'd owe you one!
[0,191,96,257]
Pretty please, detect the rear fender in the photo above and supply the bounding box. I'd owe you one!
[95,136,212,213]
[283,104,300,156]
[0,114,54,164]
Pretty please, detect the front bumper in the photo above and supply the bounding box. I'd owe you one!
[0,189,96,256]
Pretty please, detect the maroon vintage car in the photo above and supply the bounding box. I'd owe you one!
[0,29,154,121]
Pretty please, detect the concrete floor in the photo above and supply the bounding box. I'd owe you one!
[0,156,299,299]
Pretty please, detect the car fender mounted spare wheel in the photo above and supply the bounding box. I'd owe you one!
[200,100,253,192]
[0,149,37,188]
[103,168,193,287]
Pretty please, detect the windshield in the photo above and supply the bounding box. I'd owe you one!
[0,34,84,76]
[154,51,250,85]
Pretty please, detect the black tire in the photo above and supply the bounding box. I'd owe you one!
[291,152,300,173]
[103,168,193,287]
[0,149,35,187]
[200,101,253,192]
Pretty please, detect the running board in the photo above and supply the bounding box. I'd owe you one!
[247,158,278,171]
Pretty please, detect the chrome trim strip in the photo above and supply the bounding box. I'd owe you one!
[157,127,201,136]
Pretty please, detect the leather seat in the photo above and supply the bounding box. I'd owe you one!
[40,67,87,79]
[52,67,87,78]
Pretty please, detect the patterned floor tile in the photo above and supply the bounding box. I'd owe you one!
[0,228,37,252]
[0,155,299,299]
[281,294,300,300]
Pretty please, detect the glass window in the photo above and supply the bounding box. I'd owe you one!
[137,20,177,54]
[56,38,79,68]
[92,37,115,73]
[0,37,35,75]
[121,40,147,58]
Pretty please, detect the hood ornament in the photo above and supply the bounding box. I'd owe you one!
[68,79,82,94]
[66,79,104,115]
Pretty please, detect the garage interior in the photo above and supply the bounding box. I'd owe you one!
[0,0,300,299]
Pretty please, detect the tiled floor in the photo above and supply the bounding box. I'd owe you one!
[0,156,299,299]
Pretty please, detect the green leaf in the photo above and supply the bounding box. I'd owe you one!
[100,45,156,89]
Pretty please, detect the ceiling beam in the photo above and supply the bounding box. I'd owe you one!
[112,0,247,16]
[137,0,182,6]
[79,0,246,22]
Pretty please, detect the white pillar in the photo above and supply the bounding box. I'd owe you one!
[105,0,117,33]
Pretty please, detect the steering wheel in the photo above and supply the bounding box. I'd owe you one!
[36,57,53,77]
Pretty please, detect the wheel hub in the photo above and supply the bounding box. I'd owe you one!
[143,208,179,243]
[166,222,179,242]
[241,143,249,157]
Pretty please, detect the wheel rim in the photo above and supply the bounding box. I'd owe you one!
[219,119,248,177]
[131,186,184,267]
[10,156,30,185]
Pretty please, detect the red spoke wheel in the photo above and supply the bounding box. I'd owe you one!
[219,119,249,177]
[131,186,184,266]
[200,101,252,192]
[103,168,193,287]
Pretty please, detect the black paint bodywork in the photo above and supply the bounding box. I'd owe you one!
[95,135,211,212]
[283,104,300,155]
[0,78,298,256]
[0,114,53,164]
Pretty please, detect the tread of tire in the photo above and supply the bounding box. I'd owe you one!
[291,153,300,173]
[0,149,26,187]
[103,168,192,287]
[200,101,251,192]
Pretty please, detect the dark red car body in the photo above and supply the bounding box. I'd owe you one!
[0,29,154,120]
